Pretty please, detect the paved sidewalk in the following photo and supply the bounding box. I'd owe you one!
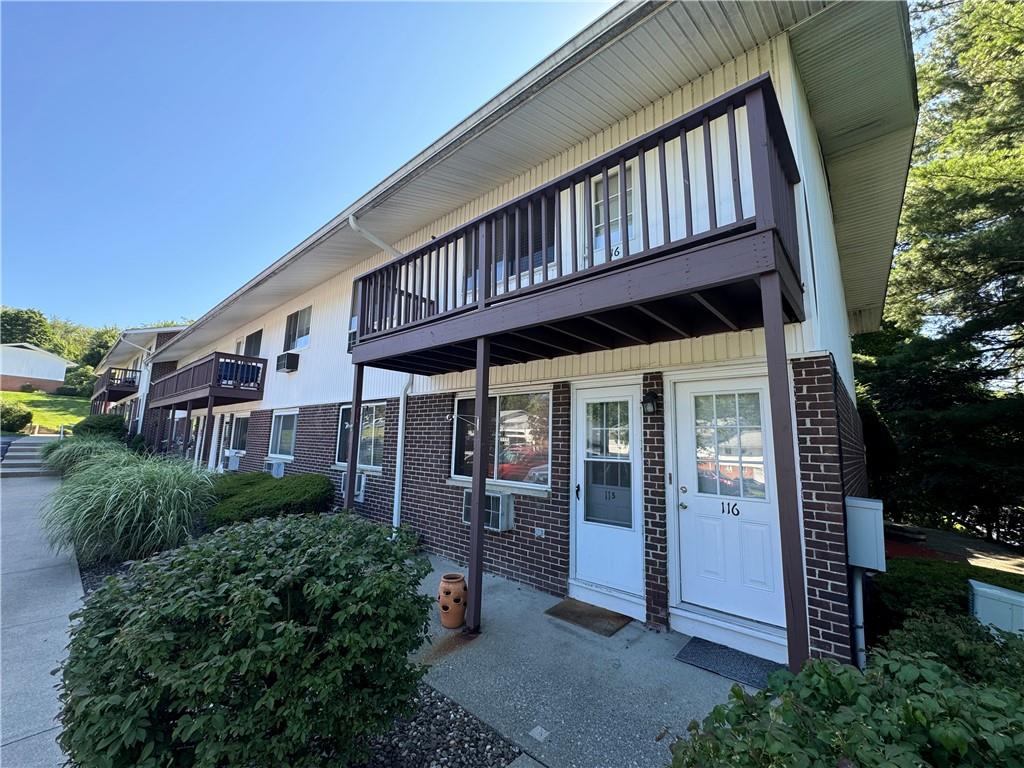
[1,476,81,767]
[417,556,733,768]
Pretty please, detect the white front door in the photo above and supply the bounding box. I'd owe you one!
[570,385,645,620]
[674,378,785,627]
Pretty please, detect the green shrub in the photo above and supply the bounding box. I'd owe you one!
[671,651,1024,768]
[1,400,32,432]
[205,472,334,528]
[71,413,126,439]
[883,611,1024,689]
[870,557,1024,638]
[211,470,276,501]
[19,382,37,392]
[62,364,97,397]
[40,436,126,475]
[43,454,214,564]
[53,385,81,397]
[57,514,431,768]
[127,433,148,454]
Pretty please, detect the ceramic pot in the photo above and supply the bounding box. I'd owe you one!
[437,572,467,629]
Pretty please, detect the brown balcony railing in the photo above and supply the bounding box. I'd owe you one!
[92,367,141,399]
[148,352,266,408]
[351,74,799,348]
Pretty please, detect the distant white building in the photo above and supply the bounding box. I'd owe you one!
[0,343,76,393]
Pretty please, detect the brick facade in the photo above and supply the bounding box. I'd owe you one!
[642,373,669,628]
[398,385,572,596]
[140,359,179,448]
[792,354,863,663]
[238,410,272,472]
[0,374,63,394]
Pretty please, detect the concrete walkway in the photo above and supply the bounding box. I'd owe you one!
[417,556,733,768]
[1,476,81,767]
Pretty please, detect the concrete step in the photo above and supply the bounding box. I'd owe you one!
[0,468,58,478]
[1,459,45,467]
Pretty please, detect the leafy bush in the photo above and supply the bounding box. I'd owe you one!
[19,382,37,392]
[57,514,431,768]
[870,556,1024,637]
[883,611,1024,690]
[43,454,214,564]
[127,433,148,454]
[62,364,96,398]
[671,652,1024,768]
[53,385,81,397]
[71,412,126,439]
[211,470,276,501]
[40,436,126,475]
[205,472,334,528]
[1,400,32,432]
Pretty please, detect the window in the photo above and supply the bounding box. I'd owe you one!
[452,391,550,486]
[283,306,312,352]
[243,329,263,357]
[336,402,386,468]
[592,165,634,259]
[269,411,298,458]
[230,416,249,452]
[694,392,765,500]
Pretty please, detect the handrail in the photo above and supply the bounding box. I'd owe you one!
[351,74,799,346]
[93,367,141,396]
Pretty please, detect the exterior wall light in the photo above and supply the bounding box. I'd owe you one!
[642,391,659,415]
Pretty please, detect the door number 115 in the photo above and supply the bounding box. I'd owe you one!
[721,502,740,516]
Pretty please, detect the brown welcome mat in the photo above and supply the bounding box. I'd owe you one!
[545,598,633,636]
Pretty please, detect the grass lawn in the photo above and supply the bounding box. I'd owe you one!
[1,390,91,432]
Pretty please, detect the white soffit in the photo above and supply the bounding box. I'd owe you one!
[159,0,905,360]
[789,1,918,331]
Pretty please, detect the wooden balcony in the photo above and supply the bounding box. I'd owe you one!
[350,75,802,375]
[91,367,140,404]
[148,352,267,410]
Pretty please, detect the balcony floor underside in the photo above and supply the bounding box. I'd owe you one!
[351,229,803,376]
[90,386,137,404]
[148,387,263,411]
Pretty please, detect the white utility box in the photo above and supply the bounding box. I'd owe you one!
[845,496,886,572]
[970,580,1024,633]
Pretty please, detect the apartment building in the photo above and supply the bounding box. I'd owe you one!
[134,1,917,669]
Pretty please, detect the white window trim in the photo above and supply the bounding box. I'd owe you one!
[226,413,251,455]
[450,390,553,490]
[335,401,387,471]
[267,408,299,461]
[283,306,313,354]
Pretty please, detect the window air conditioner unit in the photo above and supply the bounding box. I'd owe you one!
[340,471,366,504]
[276,352,300,373]
[462,490,514,532]
[265,460,286,479]
[225,453,241,471]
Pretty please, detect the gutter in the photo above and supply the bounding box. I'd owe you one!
[392,374,413,529]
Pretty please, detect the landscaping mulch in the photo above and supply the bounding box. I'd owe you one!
[354,684,521,768]
[78,558,129,596]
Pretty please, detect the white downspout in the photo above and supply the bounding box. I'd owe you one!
[392,374,413,529]
[346,214,410,530]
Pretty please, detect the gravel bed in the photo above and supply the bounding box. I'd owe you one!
[354,684,521,768]
[78,558,129,596]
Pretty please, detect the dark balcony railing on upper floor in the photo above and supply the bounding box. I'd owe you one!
[91,367,141,400]
[148,352,266,410]
[350,74,799,360]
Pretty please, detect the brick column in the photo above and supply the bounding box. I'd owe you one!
[238,410,272,472]
[642,372,669,628]
[792,354,863,663]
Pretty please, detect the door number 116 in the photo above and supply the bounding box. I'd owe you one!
[721,502,740,516]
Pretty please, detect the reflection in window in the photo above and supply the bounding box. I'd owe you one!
[336,403,386,468]
[453,392,550,486]
[695,392,765,499]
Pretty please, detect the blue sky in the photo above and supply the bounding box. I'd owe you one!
[2,1,611,328]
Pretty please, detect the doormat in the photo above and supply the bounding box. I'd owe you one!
[674,638,783,688]
[545,598,633,637]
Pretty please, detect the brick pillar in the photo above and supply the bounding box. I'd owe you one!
[792,354,862,663]
[642,372,669,628]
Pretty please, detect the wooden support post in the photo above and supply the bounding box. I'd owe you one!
[345,364,365,507]
[760,271,810,671]
[154,406,166,453]
[465,336,491,633]
[201,396,215,465]
[183,401,193,457]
